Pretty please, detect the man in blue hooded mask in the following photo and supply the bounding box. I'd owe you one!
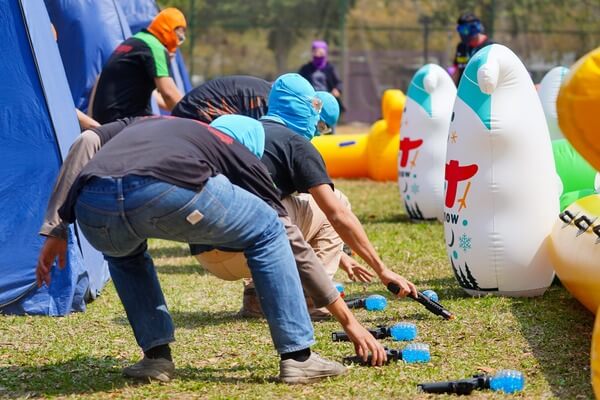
[189,74,417,318]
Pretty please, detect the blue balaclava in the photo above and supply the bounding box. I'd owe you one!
[262,73,320,140]
[315,91,340,128]
[209,114,265,158]
[456,13,483,44]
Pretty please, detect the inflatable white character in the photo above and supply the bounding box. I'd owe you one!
[444,44,559,296]
[399,64,456,220]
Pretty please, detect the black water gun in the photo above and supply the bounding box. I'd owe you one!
[387,283,455,320]
[343,344,430,366]
[418,370,525,395]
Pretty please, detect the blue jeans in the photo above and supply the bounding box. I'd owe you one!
[74,174,314,354]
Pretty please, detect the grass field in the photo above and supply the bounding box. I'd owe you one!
[0,179,595,399]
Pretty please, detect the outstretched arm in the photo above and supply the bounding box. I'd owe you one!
[280,216,387,365]
[309,184,417,297]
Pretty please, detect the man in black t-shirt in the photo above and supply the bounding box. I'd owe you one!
[171,75,271,123]
[37,116,392,382]
[451,13,495,85]
[91,8,186,124]
[35,116,357,383]
[185,74,418,317]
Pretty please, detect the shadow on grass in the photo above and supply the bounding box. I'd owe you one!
[354,213,412,224]
[0,356,271,397]
[0,356,129,397]
[511,283,595,398]
[177,364,271,384]
[112,310,241,329]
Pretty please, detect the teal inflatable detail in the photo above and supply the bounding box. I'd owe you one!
[457,46,493,130]
[407,64,432,116]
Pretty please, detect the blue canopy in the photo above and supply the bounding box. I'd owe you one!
[0,0,108,315]
[44,0,132,112]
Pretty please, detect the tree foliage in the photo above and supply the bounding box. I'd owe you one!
[162,0,356,73]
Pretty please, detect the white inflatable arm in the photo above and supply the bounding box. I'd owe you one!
[477,59,500,94]
[423,71,439,94]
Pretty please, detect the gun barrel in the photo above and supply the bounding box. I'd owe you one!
[344,298,366,309]
[332,331,349,342]
[332,327,389,342]
[387,283,455,320]
[419,375,490,395]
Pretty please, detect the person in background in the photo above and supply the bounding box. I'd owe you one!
[171,75,271,123]
[298,40,344,120]
[91,8,186,124]
[451,12,495,86]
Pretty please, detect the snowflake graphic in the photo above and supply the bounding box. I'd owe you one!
[458,233,472,252]
[410,183,420,194]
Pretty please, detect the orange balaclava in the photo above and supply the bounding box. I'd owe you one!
[147,8,187,53]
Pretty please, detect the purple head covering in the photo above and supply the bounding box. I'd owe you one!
[312,40,328,70]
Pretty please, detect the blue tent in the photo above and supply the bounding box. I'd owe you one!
[45,0,132,113]
[0,0,108,315]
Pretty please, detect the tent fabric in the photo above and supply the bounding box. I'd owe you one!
[0,0,106,315]
[44,0,132,113]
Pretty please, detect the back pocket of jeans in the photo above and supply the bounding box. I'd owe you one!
[151,191,207,239]
[76,221,118,255]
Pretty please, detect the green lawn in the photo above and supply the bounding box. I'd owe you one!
[0,179,595,399]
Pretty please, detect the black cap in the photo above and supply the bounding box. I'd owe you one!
[457,12,480,25]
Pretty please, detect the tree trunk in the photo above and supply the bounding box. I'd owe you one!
[269,29,293,75]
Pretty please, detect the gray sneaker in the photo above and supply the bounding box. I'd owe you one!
[279,352,347,384]
[122,356,175,382]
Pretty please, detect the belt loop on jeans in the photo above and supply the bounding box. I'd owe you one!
[116,178,125,202]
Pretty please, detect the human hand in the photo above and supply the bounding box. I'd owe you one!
[339,253,374,283]
[378,268,418,298]
[331,88,341,98]
[36,236,67,287]
[343,320,387,366]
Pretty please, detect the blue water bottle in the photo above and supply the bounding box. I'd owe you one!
[489,370,525,393]
[422,289,439,302]
[364,294,387,310]
[331,322,416,342]
[345,294,387,311]
[343,343,430,365]
[401,343,431,363]
[389,322,417,341]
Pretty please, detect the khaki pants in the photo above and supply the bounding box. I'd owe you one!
[194,189,351,284]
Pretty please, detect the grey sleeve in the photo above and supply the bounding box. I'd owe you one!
[280,216,340,308]
[39,130,102,240]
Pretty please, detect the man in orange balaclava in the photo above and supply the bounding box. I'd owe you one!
[91,8,187,124]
